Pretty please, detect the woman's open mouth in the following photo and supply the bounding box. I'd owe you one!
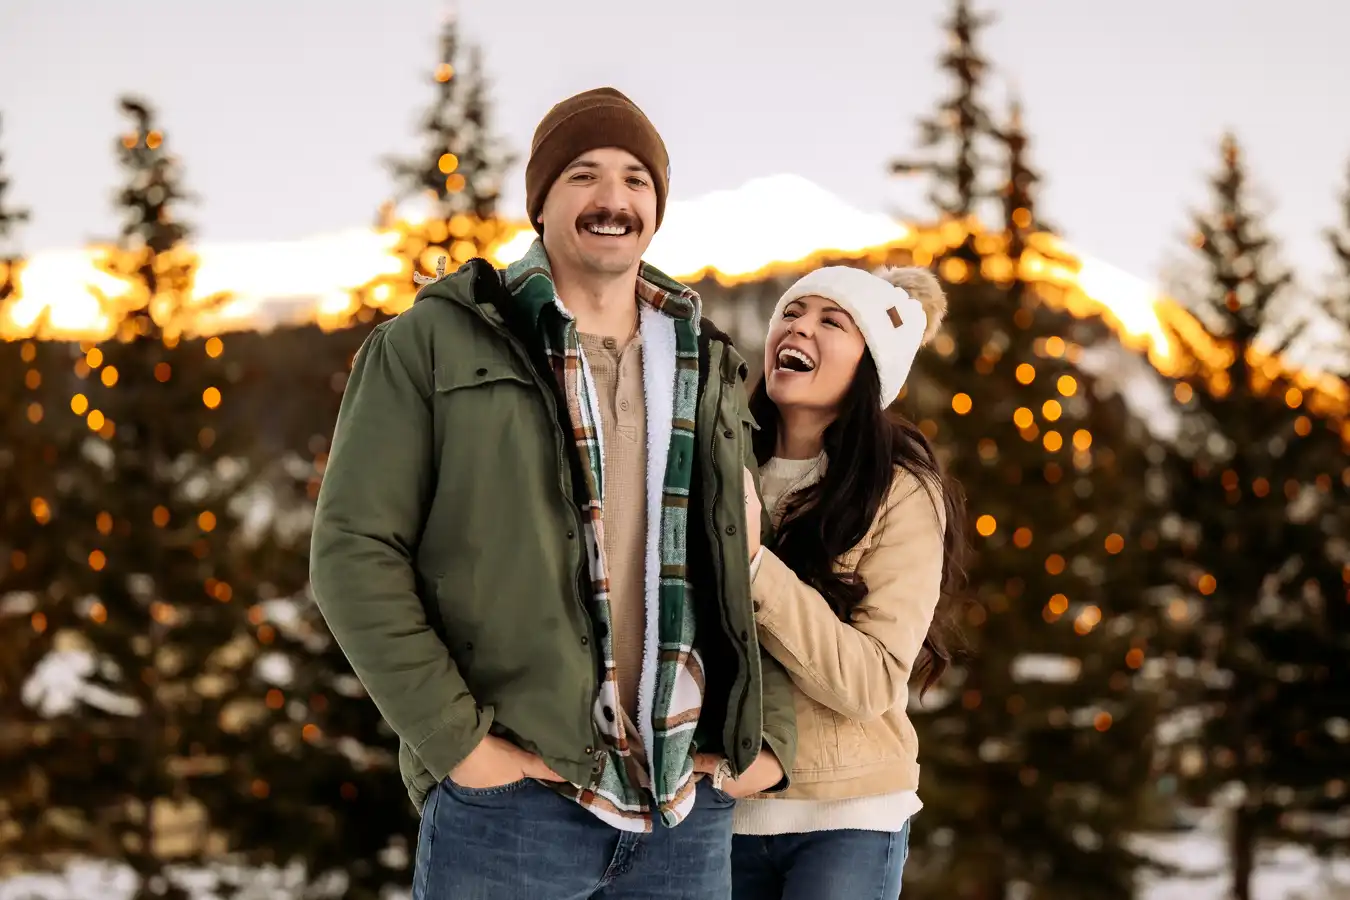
[776,347,816,373]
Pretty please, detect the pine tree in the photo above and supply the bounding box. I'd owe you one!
[890,0,999,223]
[0,112,28,309]
[0,131,67,867]
[0,117,35,584]
[387,25,512,226]
[355,13,513,320]
[898,253,1160,900]
[886,6,1162,894]
[1146,135,1350,900]
[14,96,280,898]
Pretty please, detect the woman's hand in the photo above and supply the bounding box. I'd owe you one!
[694,749,785,799]
[744,466,763,560]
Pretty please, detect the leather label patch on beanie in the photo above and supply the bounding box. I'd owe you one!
[886,306,904,328]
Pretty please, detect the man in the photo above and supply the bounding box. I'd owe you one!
[310,86,796,899]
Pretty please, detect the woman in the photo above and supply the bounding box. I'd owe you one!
[723,264,965,898]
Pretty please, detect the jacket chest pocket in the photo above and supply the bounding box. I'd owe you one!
[427,355,568,548]
[433,356,535,396]
[432,357,542,450]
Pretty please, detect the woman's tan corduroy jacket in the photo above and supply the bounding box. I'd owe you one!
[750,466,945,800]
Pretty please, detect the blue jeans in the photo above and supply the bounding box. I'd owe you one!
[412,777,736,899]
[730,822,912,899]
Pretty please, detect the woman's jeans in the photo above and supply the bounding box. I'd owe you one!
[731,821,911,899]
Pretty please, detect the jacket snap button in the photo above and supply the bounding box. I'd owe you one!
[581,636,589,645]
[741,738,752,750]
[465,642,474,651]
[724,429,734,439]
[725,524,737,536]
[740,630,749,642]
[585,746,594,755]
[475,367,488,377]
[566,530,575,539]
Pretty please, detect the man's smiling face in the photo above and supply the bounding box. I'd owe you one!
[537,146,658,278]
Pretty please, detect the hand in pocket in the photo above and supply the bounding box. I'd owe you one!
[450,735,565,789]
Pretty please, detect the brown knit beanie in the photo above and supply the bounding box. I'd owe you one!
[525,87,670,234]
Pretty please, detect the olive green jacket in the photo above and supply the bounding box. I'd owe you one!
[310,259,796,811]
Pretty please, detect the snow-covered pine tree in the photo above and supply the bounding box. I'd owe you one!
[1145,134,1350,900]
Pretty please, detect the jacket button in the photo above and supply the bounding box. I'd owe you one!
[741,738,752,750]
[724,429,734,439]
[585,746,594,755]
[740,630,749,642]
[475,367,488,377]
[465,642,474,651]
[566,530,575,539]
[581,636,589,646]
[726,524,737,536]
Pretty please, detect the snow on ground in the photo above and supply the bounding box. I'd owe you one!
[0,859,361,900]
[1133,810,1350,900]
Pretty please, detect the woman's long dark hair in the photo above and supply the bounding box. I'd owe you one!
[750,351,968,696]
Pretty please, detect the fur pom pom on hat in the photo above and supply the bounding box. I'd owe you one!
[771,264,947,408]
[874,265,947,346]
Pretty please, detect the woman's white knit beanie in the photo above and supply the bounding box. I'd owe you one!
[771,265,947,407]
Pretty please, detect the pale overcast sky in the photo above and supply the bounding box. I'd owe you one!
[2,0,1347,290]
